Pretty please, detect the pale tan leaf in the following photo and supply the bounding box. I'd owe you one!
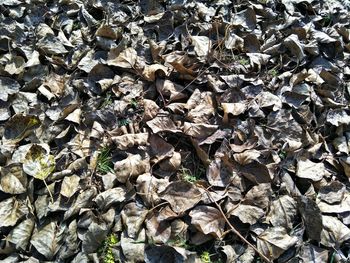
[107,47,137,68]
[60,175,80,198]
[114,154,150,183]
[296,159,326,181]
[320,215,350,247]
[0,163,27,194]
[111,133,149,150]
[191,36,211,57]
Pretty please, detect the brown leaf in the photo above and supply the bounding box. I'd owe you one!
[257,227,298,260]
[121,202,148,239]
[296,159,326,182]
[300,244,328,263]
[149,134,174,163]
[206,157,234,187]
[4,114,40,142]
[233,150,261,165]
[160,181,202,214]
[142,64,169,81]
[107,47,138,68]
[228,204,264,225]
[95,24,120,39]
[317,193,350,213]
[136,173,169,206]
[60,175,80,198]
[222,102,247,123]
[189,205,225,238]
[163,51,196,77]
[142,99,160,121]
[156,79,187,102]
[318,181,345,204]
[114,154,150,183]
[0,197,28,228]
[266,195,297,229]
[243,183,272,209]
[112,133,149,150]
[43,72,67,97]
[0,77,20,101]
[158,151,182,175]
[191,36,211,57]
[146,113,180,133]
[146,212,171,244]
[240,161,272,184]
[183,122,218,139]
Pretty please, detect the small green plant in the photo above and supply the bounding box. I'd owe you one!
[72,22,80,30]
[329,251,336,263]
[238,57,249,66]
[118,118,130,127]
[200,251,211,263]
[98,234,118,263]
[97,147,114,174]
[167,236,190,249]
[268,68,278,77]
[278,150,286,160]
[180,167,200,183]
[100,92,113,108]
[130,98,139,108]
[322,13,333,27]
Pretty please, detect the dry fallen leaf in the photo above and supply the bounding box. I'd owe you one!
[320,215,350,247]
[160,181,202,214]
[229,204,265,225]
[266,195,297,229]
[189,205,225,238]
[114,154,150,183]
[296,159,326,182]
[257,226,298,260]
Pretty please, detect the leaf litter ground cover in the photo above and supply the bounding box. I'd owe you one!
[1,0,350,262]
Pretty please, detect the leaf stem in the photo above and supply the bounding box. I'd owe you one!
[43,179,54,203]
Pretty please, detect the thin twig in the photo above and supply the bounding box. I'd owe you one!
[147,201,170,214]
[43,179,54,203]
[203,188,272,263]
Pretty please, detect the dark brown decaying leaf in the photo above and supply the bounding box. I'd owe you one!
[4,114,40,141]
[298,196,323,242]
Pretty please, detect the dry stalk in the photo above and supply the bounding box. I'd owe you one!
[203,188,272,263]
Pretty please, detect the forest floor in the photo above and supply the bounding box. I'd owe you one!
[1,0,350,262]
